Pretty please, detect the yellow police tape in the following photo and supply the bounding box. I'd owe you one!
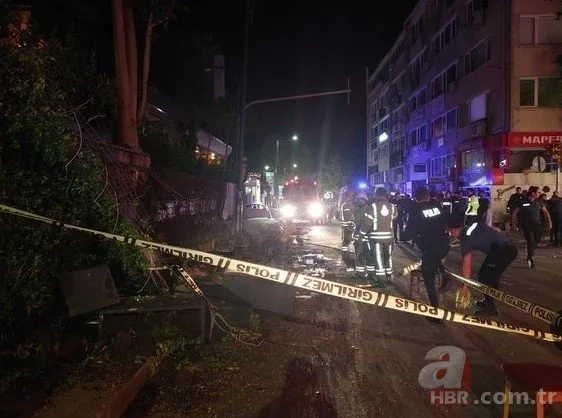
[1,203,561,344]
[446,270,562,328]
[396,242,562,329]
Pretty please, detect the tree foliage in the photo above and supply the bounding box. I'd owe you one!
[317,155,350,194]
[0,23,148,330]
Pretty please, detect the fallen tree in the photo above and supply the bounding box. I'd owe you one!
[0,13,148,339]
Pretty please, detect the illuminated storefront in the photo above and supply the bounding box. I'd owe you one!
[456,132,560,190]
[456,133,505,190]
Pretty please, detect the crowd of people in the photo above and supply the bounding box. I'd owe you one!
[339,183,560,322]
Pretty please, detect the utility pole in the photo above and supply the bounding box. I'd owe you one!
[234,41,352,232]
[235,0,251,234]
[274,139,280,207]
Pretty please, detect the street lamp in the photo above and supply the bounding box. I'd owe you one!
[293,163,298,168]
[264,165,270,170]
[292,134,298,141]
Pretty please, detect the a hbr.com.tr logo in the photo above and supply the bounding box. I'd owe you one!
[418,345,471,405]
[418,346,557,406]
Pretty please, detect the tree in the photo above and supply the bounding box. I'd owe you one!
[317,155,350,194]
[112,0,181,150]
[0,14,148,331]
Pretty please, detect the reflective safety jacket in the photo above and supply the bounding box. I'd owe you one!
[359,198,396,244]
[340,201,355,231]
[353,201,370,241]
[465,195,479,215]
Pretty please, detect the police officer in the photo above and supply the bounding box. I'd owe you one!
[448,202,518,316]
[511,186,552,268]
[359,187,395,285]
[507,187,523,215]
[441,191,453,217]
[340,193,356,272]
[352,191,370,279]
[465,188,479,226]
[404,187,451,323]
[451,191,465,230]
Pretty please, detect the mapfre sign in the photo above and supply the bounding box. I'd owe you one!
[507,132,562,147]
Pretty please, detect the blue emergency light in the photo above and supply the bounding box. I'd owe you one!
[358,182,367,189]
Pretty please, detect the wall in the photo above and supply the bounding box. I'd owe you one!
[511,0,562,131]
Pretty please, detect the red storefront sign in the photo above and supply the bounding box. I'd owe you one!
[507,132,562,147]
[491,168,504,185]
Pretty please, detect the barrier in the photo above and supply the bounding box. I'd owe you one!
[1,203,561,344]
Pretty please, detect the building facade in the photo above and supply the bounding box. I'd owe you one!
[367,0,562,201]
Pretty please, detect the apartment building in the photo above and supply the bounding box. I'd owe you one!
[367,32,409,189]
[366,0,562,202]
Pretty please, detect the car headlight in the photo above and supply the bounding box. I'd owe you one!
[307,202,324,218]
[280,204,296,218]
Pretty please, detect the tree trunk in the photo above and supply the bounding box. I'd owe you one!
[123,0,138,128]
[137,12,153,126]
[112,0,139,151]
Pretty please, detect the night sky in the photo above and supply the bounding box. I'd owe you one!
[182,0,418,178]
[23,0,418,179]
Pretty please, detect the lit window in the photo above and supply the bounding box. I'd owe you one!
[469,93,487,122]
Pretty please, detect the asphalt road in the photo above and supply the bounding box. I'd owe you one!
[292,222,562,417]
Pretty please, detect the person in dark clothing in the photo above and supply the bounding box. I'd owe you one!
[393,195,405,243]
[506,187,523,214]
[449,203,518,316]
[441,191,453,218]
[511,186,552,268]
[551,196,562,247]
[403,187,451,323]
[339,193,356,272]
[548,192,559,244]
[352,191,370,279]
[451,191,465,224]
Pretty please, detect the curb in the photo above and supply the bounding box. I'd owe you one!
[97,356,161,418]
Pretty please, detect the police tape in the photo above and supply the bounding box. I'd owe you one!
[446,270,562,328]
[1,203,562,344]
[402,261,422,276]
[171,266,218,312]
[395,241,562,329]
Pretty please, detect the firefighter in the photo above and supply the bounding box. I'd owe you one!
[340,192,356,272]
[352,190,370,279]
[403,187,451,323]
[360,187,396,285]
[465,188,479,226]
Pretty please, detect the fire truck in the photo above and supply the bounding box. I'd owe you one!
[278,177,326,224]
